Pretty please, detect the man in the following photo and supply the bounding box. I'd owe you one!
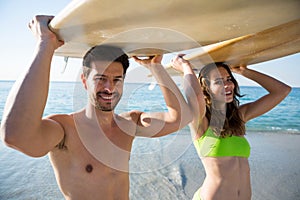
[0,15,191,199]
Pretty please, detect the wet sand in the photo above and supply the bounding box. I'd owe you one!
[0,131,299,199]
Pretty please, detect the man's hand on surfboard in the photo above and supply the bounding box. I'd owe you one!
[132,55,163,68]
[28,15,64,50]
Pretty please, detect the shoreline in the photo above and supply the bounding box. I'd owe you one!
[1,80,300,89]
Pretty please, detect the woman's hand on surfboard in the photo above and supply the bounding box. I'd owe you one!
[170,54,191,73]
[230,64,248,75]
[28,15,64,50]
[132,55,163,68]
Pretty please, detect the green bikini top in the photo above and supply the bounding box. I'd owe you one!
[193,127,250,158]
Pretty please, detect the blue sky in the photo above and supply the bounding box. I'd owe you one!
[1,0,299,87]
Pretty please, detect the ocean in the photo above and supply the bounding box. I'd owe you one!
[0,80,299,200]
[1,81,299,133]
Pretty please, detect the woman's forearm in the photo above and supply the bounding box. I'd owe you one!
[240,68,291,95]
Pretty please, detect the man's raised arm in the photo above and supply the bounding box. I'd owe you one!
[132,55,192,137]
[0,15,65,157]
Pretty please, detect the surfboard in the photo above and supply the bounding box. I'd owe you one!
[163,19,300,75]
[49,0,300,67]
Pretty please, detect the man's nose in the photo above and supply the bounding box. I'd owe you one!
[103,79,114,92]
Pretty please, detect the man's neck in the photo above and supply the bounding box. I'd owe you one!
[85,104,116,126]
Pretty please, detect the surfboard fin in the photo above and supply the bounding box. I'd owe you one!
[61,56,69,74]
[148,82,157,90]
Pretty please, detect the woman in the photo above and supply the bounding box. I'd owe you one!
[171,55,291,200]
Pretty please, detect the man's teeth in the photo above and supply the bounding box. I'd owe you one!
[101,95,113,100]
[225,91,232,95]
[98,93,113,100]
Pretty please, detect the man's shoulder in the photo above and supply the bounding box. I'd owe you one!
[119,110,143,121]
[44,113,75,127]
[45,113,73,120]
[45,113,76,150]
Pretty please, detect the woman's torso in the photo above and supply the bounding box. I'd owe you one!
[193,119,251,200]
[200,156,251,200]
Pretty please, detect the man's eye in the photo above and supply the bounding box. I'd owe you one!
[114,78,123,83]
[95,77,105,81]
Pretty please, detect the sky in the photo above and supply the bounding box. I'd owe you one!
[1,0,299,87]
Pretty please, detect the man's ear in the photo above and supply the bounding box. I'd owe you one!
[81,73,87,90]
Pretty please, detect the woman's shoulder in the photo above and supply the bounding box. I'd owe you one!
[193,117,209,140]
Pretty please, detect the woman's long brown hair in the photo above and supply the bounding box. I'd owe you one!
[198,62,245,137]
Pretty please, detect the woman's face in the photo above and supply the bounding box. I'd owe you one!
[207,67,235,106]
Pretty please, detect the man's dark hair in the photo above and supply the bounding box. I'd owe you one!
[82,45,129,77]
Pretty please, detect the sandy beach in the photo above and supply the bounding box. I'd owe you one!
[0,130,299,200]
[130,131,300,200]
[246,132,300,200]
